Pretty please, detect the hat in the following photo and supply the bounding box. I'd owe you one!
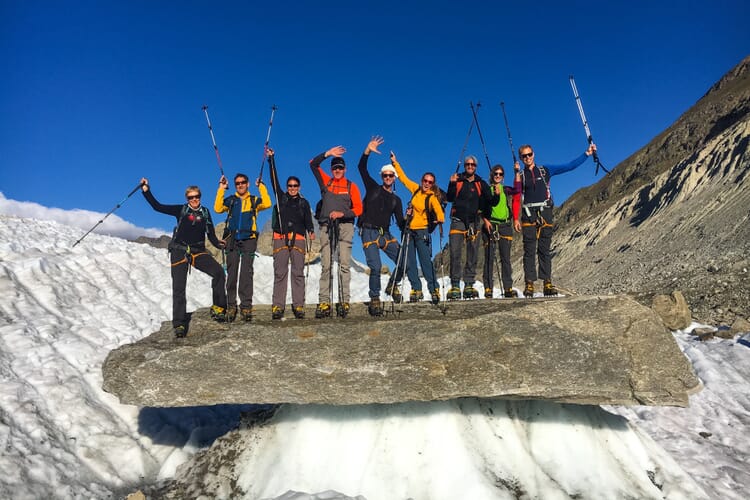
[331,156,346,168]
[380,164,398,178]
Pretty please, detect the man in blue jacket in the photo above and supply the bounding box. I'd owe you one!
[513,143,596,297]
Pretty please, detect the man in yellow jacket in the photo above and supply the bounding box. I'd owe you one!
[214,172,271,321]
[390,152,444,305]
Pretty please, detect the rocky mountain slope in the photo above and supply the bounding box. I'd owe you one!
[552,56,750,326]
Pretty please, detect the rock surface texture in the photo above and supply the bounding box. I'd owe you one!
[102,295,700,408]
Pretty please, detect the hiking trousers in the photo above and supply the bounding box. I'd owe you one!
[483,222,514,290]
[225,238,257,309]
[318,222,354,304]
[405,228,438,292]
[170,250,226,328]
[272,237,306,310]
[521,207,553,282]
[361,227,403,299]
[448,218,481,286]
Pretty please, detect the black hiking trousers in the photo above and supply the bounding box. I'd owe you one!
[483,222,514,290]
[225,238,257,309]
[521,206,553,283]
[170,249,227,328]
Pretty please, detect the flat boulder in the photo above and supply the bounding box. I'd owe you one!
[102,295,701,408]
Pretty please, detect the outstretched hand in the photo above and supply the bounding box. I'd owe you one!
[326,145,346,157]
[586,143,597,156]
[365,135,384,155]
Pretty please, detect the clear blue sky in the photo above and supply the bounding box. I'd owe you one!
[1,1,748,247]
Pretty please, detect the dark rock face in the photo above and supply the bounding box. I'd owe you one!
[547,56,750,327]
[102,295,700,408]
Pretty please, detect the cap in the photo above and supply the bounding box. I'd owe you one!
[331,156,346,168]
[380,164,398,178]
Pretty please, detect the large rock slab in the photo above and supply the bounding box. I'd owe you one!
[102,295,701,408]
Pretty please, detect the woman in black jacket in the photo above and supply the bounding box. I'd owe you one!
[267,149,315,320]
[140,178,227,337]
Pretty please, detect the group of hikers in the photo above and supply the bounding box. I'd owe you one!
[141,137,597,337]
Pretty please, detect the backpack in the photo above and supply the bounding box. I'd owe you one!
[314,178,352,220]
[170,204,211,249]
[520,166,553,207]
[272,194,310,233]
[454,178,482,198]
[415,187,447,234]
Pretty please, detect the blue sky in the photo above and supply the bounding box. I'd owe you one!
[1,1,748,251]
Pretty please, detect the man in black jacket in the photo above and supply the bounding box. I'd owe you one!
[140,178,227,337]
[446,156,492,300]
[356,136,406,315]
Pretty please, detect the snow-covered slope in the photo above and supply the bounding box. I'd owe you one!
[0,214,748,499]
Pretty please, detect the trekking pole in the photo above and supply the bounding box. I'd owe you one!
[470,101,492,170]
[438,223,448,313]
[201,105,225,177]
[499,101,518,164]
[72,181,144,247]
[258,105,278,180]
[456,108,475,173]
[569,76,609,175]
[387,226,409,314]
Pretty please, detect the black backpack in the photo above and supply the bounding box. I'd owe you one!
[417,188,447,234]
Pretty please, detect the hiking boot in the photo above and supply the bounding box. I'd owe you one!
[409,290,424,303]
[210,305,227,322]
[315,303,332,319]
[543,280,559,296]
[240,307,253,322]
[368,297,383,317]
[524,281,535,298]
[271,305,284,320]
[447,287,462,301]
[430,289,440,305]
[485,287,493,299]
[173,325,187,338]
[504,288,518,298]
[293,305,305,319]
[387,286,403,304]
[336,302,350,318]
[463,285,479,300]
[226,305,238,322]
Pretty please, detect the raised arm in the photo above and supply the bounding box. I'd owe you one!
[268,148,283,200]
[358,136,384,190]
[140,178,182,218]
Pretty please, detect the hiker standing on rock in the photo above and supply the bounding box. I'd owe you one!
[514,143,597,297]
[267,148,315,320]
[390,152,444,305]
[482,163,522,298]
[310,145,364,318]
[214,171,271,322]
[356,136,407,316]
[446,156,492,300]
[140,178,228,338]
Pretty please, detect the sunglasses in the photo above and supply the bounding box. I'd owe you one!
[235,180,248,185]
[381,173,395,178]
[422,179,435,185]
[465,162,477,166]
[493,172,504,177]
[331,165,345,171]
[186,194,201,200]
[520,152,534,159]
[287,184,300,188]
